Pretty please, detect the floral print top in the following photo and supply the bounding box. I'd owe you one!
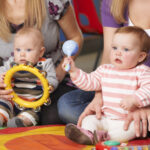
[48,0,70,20]
[0,0,71,67]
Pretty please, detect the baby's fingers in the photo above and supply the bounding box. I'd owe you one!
[120,103,128,111]
[120,101,124,108]
[62,62,68,70]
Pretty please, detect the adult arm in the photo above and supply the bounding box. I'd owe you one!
[100,26,117,64]
[56,5,83,82]
[100,0,122,64]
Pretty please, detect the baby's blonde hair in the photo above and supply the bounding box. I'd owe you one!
[0,0,46,42]
[115,26,150,53]
[15,27,44,47]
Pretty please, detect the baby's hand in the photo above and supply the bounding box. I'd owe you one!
[62,57,76,73]
[49,85,54,93]
[120,95,140,111]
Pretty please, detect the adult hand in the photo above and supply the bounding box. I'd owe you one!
[77,91,103,127]
[124,107,150,137]
[0,73,13,100]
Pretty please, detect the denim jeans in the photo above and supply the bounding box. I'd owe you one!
[39,74,76,125]
[57,89,95,124]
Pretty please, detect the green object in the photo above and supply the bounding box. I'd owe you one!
[104,140,120,146]
[0,127,6,130]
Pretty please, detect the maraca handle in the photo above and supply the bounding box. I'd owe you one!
[65,63,71,72]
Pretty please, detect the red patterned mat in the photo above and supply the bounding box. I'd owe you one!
[0,125,149,150]
[0,125,93,150]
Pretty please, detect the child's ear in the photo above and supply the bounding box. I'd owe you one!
[40,47,45,57]
[138,51,147,63]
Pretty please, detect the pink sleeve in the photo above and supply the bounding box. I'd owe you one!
[71,67,102,91]
[134,68,150,107]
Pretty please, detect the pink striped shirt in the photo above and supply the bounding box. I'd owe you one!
[72,64,150,120]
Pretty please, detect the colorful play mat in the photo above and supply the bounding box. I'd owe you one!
[0,125,150,150]
[0,125,93,150]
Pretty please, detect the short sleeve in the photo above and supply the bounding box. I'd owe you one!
[101,0,122,28]
[47,0,71,20]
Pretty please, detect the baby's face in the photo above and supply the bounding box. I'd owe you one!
[110,33,145,70]
[14,34,43,65]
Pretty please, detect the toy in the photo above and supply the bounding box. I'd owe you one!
[4,64,51,110]
[96,140,150,150]
[62,40,79,71]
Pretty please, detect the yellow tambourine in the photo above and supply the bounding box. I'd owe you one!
[4,64,50,109]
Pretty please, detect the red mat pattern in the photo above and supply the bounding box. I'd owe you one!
[0,125,93,150]
[0,125,149,150]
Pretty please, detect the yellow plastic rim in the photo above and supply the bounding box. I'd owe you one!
[4,64,50,109]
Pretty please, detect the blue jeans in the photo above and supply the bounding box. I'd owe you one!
[57,89,95,124]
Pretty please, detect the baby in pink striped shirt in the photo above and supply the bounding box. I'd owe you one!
[62,26,150,144]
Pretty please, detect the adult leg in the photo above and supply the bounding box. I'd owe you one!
[39,78,76,125]
[57,89,95,124]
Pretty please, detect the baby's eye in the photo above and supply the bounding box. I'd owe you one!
[16,48,21,52]
[124,48,129,52]
[112,46,117,50]
[27,49,31,52]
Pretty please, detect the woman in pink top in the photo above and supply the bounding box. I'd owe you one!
[62,26,150,144]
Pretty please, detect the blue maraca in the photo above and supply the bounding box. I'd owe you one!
[62,40,79,71]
